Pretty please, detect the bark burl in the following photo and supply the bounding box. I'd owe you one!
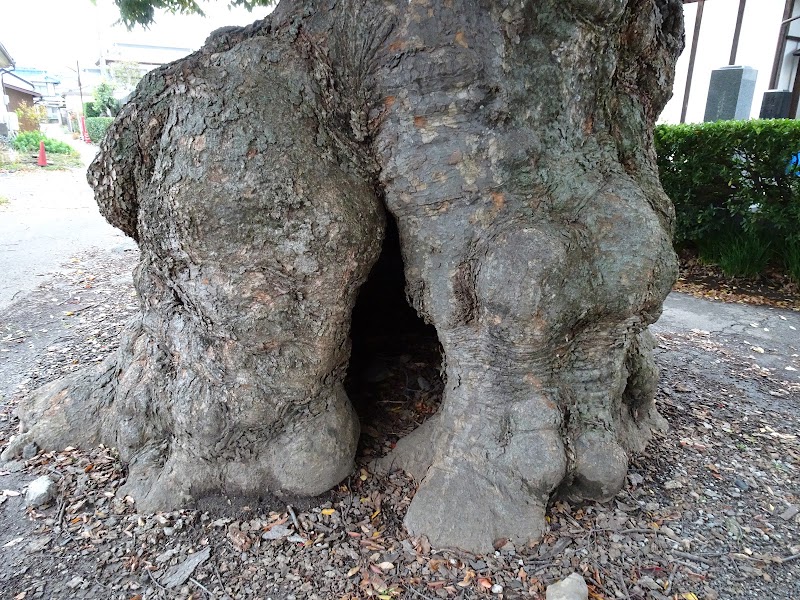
[2,0,684,552]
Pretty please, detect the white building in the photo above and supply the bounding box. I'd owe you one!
[661,0,800,123]
[98,42,193,80]
[0,40,17,135]
[55,42,194,118]
[11,67,65,123]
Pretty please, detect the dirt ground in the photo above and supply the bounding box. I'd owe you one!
[0,167,799,600]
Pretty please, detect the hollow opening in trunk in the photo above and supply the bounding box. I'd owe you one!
[345,212,444,459]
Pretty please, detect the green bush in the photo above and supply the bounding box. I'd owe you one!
[92,82,120,117]
[655,119,800,276]
[707,231,773,277]
[11,130,44,151]
[85,117,114,143]
[12,131,76,155]
[15,101,46,132]
[84,102,101,118]
[785,239,800,284]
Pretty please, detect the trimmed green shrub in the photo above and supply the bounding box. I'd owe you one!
[84,102,101,118]
[85,117,114,143]
[655,119,800,245]
[12,131,76,155]
[655,119,800,277]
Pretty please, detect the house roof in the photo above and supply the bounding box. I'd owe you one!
[0,41,13,69]
[12,68,61,85]
[1,71,40,98]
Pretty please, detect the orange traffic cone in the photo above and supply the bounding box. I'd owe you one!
[37,141,47,167]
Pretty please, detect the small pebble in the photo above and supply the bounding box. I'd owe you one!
[25,476,56,507]
[22,442,39,460]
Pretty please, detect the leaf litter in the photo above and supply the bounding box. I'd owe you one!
[0,250,799,599]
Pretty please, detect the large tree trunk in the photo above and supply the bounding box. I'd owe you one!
[2,0,684,552]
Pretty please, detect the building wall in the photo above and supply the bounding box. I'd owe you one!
[775,1,800,94]
[660,0,787,124]
[5,87,37,112]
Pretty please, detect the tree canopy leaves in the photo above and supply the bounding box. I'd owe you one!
[114,0,273,28]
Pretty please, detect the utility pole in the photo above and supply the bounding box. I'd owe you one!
[76,61,90,143]
[77,60,85,111]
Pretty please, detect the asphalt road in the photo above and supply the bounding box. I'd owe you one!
[655,291,800,375]
[0,168,136,311]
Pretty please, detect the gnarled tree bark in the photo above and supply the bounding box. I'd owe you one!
[2,0,683,552]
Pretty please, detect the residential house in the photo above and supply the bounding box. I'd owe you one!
[59,42,194,116]
[1,71,41,112]
[12,67,66,123]
[0,41,15,135]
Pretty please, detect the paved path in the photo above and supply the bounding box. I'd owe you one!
[41,123,99,166]
[657,293,800,375]
[0,167,135,312]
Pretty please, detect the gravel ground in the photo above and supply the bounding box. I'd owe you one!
[1,246,799,600]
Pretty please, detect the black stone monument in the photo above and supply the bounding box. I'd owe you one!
[759,90,793,119]
[704,66,758,122]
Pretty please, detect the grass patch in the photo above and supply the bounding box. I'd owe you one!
[40,153,83,169]
[710,232,773,278]
[0,195,8,206]
[785,240,800,284]
[0,139,81,171]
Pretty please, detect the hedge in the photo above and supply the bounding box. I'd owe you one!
[85,117,114,143]
[654,119,800,279]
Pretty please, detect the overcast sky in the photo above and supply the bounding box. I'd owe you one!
[1,1,794,123]
[0,0,272,74]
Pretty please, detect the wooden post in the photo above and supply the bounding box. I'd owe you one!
[681,0,705,123]
[729,0,747,65]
